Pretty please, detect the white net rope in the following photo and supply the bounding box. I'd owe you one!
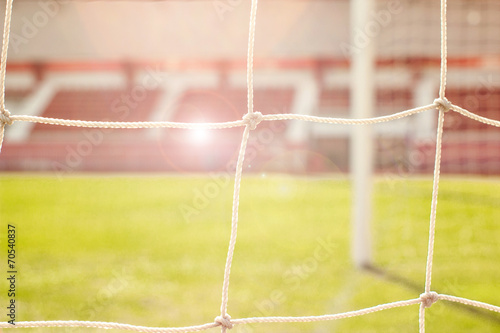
[0,0,499,332]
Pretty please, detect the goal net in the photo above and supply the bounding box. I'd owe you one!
[0,0,499,332]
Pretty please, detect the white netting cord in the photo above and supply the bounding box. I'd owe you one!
[420,292,439,309]
[0,0,13,152]
[10,115,247,130]
[2,292,499,332]
[0,0,12,109]
[451,104,500,127]
[433,98,452,113]
[242,111,263,130]
[0,320,219,332]
[439,0,448,99]
[217,1,260,331]
[1,294,497,331]
[214,315,233,331]
[4,102,500,130]
[218,125,250,333]
[217,112,263,332]
[1,0,500,330]
[438,294,500,313]
[420,0,449,330]
[246,0,258,116]
[418,303,426,333]
[0,107,11,123]
[232,298,422,325]
[7,104,433,129]
[419,109,445,333]
[263,104,435,125]
[419,0,449,330]
[424,108,446,295]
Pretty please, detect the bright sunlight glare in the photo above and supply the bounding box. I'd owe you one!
[189,129,211,145]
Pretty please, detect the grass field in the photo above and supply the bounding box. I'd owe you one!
[0,174,499,332]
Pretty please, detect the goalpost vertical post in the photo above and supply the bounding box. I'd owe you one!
[350,0,376,268]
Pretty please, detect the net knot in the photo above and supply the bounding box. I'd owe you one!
[420,291,439,308]
[214,314,233,329]
[243,111,263,130]
[0,109,12,126]
[434,98,452,113]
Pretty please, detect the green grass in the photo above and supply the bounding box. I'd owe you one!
[0,174,499,332]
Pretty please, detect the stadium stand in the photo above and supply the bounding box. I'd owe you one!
[1,60,500,174]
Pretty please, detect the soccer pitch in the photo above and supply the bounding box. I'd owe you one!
[0,174,499,332]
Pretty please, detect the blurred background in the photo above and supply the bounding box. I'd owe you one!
[1,1,500,332]
[1,0,499,175]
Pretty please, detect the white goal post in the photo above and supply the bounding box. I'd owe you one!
[350,0,376,269]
